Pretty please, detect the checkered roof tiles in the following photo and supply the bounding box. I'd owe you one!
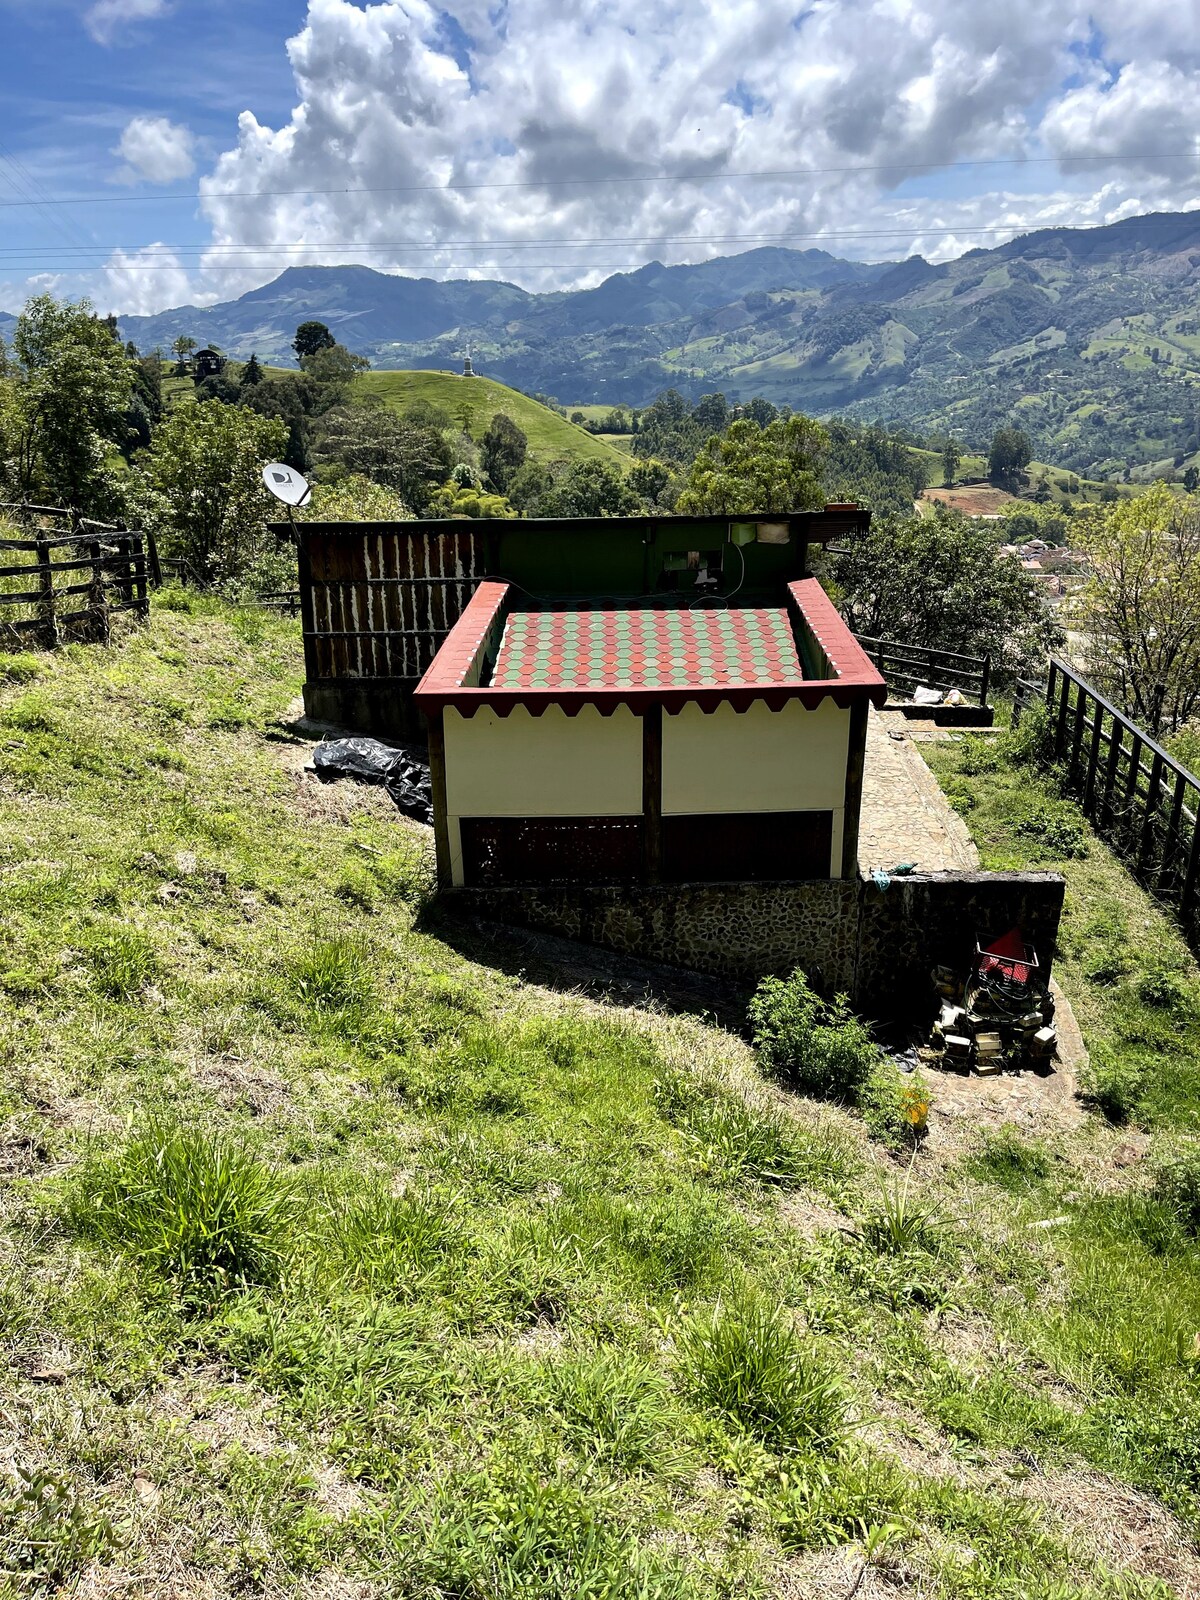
[490,606,804,691]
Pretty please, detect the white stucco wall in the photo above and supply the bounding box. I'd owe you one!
[661,699,850,875]
[443,704,643,884]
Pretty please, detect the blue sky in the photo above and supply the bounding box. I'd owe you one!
[0,0,1196,317]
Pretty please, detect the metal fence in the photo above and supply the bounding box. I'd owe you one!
[852,633,991,706]
[0,503,154,650]
[1041,656,1200,937]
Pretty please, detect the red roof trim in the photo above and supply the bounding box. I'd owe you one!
[413,575,887,716]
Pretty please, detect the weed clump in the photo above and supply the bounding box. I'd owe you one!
[1015,802,1089,859]
[679,1297,846,1453]
[1151,1146,1200,1236]
[965,1126,1055,1190]
[0,1467,117,1591]
[290,933,374,1014]
[83,925,158,1001]
[748,969,878,1101]
[69,1122,291,1301]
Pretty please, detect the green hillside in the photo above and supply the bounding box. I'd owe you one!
[3,607,1200,1595]
[358,370,629,468]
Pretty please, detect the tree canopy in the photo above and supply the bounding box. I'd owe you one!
[293,321,337,363]
[480,413,528,493]
[988,426,1033,491]
[676,415,828,515]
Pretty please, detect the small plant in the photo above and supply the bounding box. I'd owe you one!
[748,969,879,1101]
[291,933,373,1013]
[848,1169,943,1256]
[69,1121,291,1300]
[1002,700,1054,768]
[1015,803,1089,859]
[1152,1146,1200,1236]
[860,1063,931,1151]
[549,1350,682,1474]
[0,1467,117,1588]
[84,925,158,1001]
[654,1070,846,1189]
[1136,964,1189,1011]
[679,1297,847,1452]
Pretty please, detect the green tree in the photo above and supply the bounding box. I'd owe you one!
[0,294,136,514]
[480,413,527,493]
[1075,485,1200,736]
[627,457,677,511]
[542,458,639,517]
[300,341,369,403]
[300,474,410,522]
[172,335,197,365]
[310,400,451,515]
[505,460,553,514]
[241,373,319,471]
[677,415,828,515]
[987,426,1033,491]
[834,505,1061,680]
[942,438,962,487]
[241,353,264,387]
[293,321,336,364]
[132,400,287,587]
[1184,465,1199,493]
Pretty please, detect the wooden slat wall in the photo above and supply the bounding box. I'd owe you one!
[306,526,484,684]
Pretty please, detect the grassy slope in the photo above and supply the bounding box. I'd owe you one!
[357,371,629,468]
[0,612,1197,1596]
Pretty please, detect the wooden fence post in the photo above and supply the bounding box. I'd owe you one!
[35,537,56,649]
[88,538,109,645]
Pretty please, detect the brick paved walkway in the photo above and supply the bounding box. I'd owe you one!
[857,709,980,876]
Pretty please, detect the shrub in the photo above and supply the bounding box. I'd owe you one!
[69,1122,291,1300]
[849,1172,943,1256]
[1136,964,1189,1011]
[1003,700,1054,768]
[859,1064,931,1151]
[679,1297,847,1452]
[748,970,878,1101]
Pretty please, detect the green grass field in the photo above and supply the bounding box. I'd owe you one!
[357,371,629,469]
[1,606,1199,1594]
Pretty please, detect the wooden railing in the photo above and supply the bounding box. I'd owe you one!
[852,633,991,706]
[0,504,153,649]
[1045,656,1200,935]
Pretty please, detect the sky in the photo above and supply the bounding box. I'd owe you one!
[0,0,1198,318]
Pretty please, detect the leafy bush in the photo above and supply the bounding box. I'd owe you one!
[1002,700,1054,767]
[1136,964,1189,1011]
[69,1122,291,1300]
[679,1297,847,1452]
[748,970,878,1101]
[859,1063,932,1151]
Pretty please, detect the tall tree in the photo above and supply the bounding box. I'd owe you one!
[293,321,336,363]
[942,438,962,488]
[676,415,828,515]
[241,353,264,386]
[310,401,452,515]
[1075,485,1200,737]
[541,459,639,517]
[834,504,1061,681]
[172,335,197,365]
[480,413,527,492]
[0,294,135,514]
[988,426,1032,491]
[132,400,287,586]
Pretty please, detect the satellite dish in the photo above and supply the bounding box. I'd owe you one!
[262,463,312,508]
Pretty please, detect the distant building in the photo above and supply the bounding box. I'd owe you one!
[194,348,227,380]
[462,352,475,377]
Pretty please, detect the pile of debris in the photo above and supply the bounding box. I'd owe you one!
[925,928,1058,1075]
[311,737,434,827]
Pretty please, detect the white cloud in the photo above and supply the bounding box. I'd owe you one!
[101,244,193,315]
[114,115,196,184]
[85,0,170,46]
[183,0,1200,308]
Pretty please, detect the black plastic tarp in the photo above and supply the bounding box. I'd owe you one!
[312,738,434,827]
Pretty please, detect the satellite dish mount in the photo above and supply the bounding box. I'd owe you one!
[262,463,312,536]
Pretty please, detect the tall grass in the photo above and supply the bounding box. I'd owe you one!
[68,1122,292,1301]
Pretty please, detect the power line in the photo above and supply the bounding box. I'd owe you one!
[2,209,1199,270]
[0,150,1196,210]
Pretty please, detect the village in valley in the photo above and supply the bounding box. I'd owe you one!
[1,3,1200,1598]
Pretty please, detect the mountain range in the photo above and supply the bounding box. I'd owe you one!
[113,208,1200,475]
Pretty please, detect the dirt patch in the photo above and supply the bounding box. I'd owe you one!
[277,740,404,829]
[1018,1469,1200,1595]
[921,485,1015,517]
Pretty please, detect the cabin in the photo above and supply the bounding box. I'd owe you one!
[194,348,226,381]
[285,507,871,740]
[412,577,885,890]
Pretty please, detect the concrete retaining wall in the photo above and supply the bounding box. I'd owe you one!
[442,870,1065,1017]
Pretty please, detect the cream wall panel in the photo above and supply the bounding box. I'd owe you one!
[662,700,850,816]
[444,705,643,818]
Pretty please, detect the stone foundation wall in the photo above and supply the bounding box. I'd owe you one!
[442,870,1065,1016]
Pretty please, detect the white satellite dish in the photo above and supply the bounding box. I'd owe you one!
[262,463,312,508]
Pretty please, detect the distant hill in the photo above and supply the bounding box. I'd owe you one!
[357,370,628,468]
[117,211,1200,473]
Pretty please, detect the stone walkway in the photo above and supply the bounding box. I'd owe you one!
[856,708,980,876]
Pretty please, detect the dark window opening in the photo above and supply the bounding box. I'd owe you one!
[461,816,644,886]
[662,811,834,882]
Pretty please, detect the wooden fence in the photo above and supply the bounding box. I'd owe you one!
[1040,656,1200,937]
[0,504,154,650]
[852,633,991,706]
